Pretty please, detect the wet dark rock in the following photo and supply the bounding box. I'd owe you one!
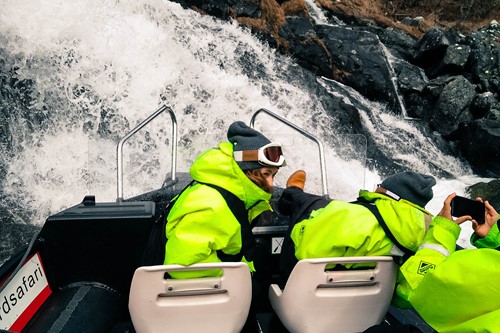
[463,22,500,94]
[356,25,418,61]
[393,58,429,93]
[412,28,451,67]
[423,75,448,96]
[233,1,260,18]
[454,119,500,177]
[427,43,471,78]
[278,16,329,76]
[404,92,434,120]
[488,102,500,120]
[430,75,477,135]
[317,26,396,106]
[471,92,495,118]
[279,13,315,38]
[468,179,500,212]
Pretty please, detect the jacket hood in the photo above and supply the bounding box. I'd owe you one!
[189,141,271,207]
[359,190,431,252]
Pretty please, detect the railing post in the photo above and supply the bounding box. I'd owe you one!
[116,105,177,202]
[250,108,328,197]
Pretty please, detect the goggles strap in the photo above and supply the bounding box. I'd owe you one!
[234,150,259,162]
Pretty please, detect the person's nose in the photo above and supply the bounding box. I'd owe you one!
[266,177,273,187]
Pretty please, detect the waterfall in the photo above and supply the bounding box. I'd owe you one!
[380,43,408,117]
[303,0,345,26]
[0,0,488,252]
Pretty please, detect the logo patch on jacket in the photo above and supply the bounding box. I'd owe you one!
[417,261,436,275]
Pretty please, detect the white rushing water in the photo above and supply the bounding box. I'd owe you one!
[0,0,491,249]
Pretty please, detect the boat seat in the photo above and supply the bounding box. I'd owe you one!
[129,262,252,333]
[268,256,398,333]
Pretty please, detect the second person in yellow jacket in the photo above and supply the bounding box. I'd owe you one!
[278,170,436,282]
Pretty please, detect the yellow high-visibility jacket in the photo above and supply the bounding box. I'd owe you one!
[290,190,430,262]
[164,142,272,279]
[396,217,500,332]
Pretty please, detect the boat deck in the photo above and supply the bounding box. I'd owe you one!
[0,174,434,332]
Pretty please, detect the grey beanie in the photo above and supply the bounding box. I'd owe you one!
[227,121,272,170]
[380,171,436,208]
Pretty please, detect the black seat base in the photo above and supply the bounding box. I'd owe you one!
[23,282,126,333]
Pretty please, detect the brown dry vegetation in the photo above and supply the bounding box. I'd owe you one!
[316,0,500,37]
[237,0,288,47]
[235,0,499,45]
[237,0,314,47]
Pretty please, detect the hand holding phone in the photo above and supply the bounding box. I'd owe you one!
[450,196,485,224]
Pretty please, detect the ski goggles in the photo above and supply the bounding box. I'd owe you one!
[233,142,286,167]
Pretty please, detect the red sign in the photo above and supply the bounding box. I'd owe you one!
[0,253,52,332]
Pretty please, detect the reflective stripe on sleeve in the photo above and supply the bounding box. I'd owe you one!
[418,243,450,257]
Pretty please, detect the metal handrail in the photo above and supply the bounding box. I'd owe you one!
[116,105,177,202]
[250,108,328,196]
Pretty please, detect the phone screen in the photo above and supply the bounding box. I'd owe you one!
[450,196,485,224]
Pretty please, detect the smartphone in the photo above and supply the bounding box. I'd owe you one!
[450,196,485,224]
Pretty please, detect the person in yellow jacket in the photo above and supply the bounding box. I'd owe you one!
[278,169,436,282]
[394,192,500,333]
[163,120,285,311]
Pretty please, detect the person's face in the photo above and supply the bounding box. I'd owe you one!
[259,166,279,187]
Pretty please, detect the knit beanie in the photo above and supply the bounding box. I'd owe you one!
[380,171,436,208]
[227,121,272,170]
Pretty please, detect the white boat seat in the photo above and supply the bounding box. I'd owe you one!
[128,262,252,333]
[269,256,398,333]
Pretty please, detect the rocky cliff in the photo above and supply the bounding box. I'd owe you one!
[168,0,500,204]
